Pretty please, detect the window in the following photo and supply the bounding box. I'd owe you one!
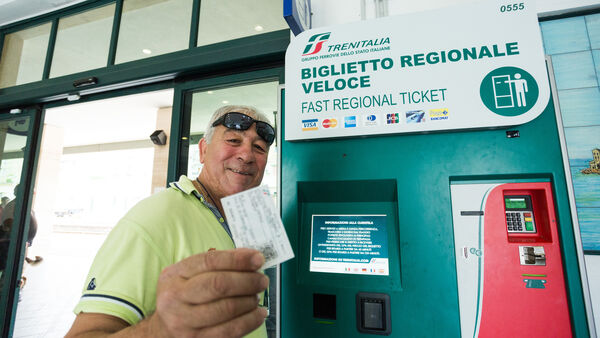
[50,4,115,78]
[186,81,279,198]
[116,0,193,64]
[0,23,51,88]
[197,0,287,46]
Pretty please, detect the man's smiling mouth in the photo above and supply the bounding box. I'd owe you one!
[229,168,253,176]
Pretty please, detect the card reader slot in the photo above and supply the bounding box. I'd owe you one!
[460,211,484,216]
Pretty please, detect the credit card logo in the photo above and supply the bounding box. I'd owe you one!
[429,108,449,120]
[322,118,338,128]
[406,110,426,124]
[386,113,400,124]
[363,114,379,126]
[344,116,357,128]
[302,119,318,131]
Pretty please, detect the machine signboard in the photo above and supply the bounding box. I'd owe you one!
[285,0,550,140]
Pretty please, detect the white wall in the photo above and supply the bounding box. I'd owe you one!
[310,0,600,28]
[586,255,600,333]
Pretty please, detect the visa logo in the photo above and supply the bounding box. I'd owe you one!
[302,119,318,131]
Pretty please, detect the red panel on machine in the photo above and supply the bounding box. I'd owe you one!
[477,182,572,337]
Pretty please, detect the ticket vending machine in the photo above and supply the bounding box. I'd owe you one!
[451,182,571,337]
[279,1,595,337]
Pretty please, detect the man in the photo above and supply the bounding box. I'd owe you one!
[66,105,276,337]
[0,186,40,270]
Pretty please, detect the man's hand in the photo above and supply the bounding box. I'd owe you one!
[66,248,268,338]
[151,248,269,337]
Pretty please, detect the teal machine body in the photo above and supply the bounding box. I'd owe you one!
[279,1,595,337]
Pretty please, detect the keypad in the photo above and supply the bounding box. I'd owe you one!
[505,211,536,233]
[506,212,524,231]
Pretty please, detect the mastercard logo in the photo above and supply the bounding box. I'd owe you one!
[322,118,338,128]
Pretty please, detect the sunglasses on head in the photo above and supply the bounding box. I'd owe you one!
[212,112,275,145]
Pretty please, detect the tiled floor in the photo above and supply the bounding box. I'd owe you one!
[12,232,107,338]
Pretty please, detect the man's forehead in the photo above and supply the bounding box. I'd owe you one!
[214,110,258,121]
[215,127,270,149]
[218,125,262,140]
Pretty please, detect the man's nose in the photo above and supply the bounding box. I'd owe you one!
[236,141,255,163]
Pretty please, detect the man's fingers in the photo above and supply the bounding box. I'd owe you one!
[175,248,264,279]
[196,306,268,338]
[162,295,261,329]
[180,271,268,304]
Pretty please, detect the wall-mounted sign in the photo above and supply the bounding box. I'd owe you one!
[284,0,311,36]
[284,0,549,140]
[310,214,389,276]
[7,119,29,136]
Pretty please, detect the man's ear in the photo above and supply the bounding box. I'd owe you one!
[198,138,208,164]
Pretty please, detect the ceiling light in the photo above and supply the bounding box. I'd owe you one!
[67,93,81,101]
[222,100,229,104]
[142,49,152,55]
[254,25,264,31]
[207,91,214,94]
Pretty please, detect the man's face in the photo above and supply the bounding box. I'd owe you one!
[199,123,269,199]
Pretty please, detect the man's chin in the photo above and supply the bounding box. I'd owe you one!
[223,181,259,196]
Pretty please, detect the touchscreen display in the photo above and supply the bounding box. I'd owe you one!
[310,214,389,276]
[505,197,527,209]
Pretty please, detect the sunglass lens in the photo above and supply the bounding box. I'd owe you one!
[216,112,274,144]
[225,113,253,130]
[256,122,275,144]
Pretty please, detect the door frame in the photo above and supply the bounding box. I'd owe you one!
[168,66,285,182]
[0,105,44,336]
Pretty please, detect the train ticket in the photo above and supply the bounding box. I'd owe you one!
[221,185,294,269]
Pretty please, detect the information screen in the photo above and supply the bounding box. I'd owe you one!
[310,214,389,276]
[505,197,527,209]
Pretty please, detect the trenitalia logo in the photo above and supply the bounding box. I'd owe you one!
[322,118,338,128]
[303,32,331,56]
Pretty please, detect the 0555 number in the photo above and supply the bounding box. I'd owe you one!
[500,3,525,12]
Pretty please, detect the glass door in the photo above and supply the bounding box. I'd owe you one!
[0,107,42,336]
[174,68,283,338]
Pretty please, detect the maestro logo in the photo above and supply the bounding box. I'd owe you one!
[480,66,539,116]
[303,32,331,56]
[322,118,338,128]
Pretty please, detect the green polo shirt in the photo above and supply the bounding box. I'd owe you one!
[74,176,266,337]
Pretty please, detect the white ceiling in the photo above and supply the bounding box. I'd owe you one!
[0,0,85,27]
[44,89,174,147]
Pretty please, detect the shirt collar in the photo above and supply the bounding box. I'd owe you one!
[169,175,233,242]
